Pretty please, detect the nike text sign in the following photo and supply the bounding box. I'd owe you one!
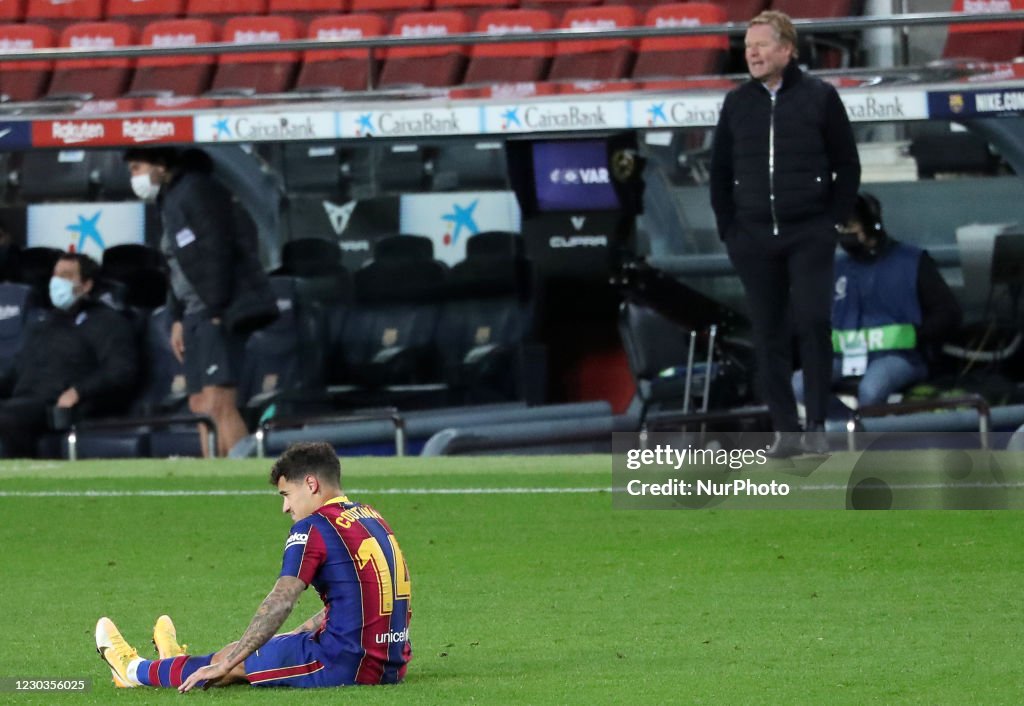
[27,202,145,259]
[32,117,193,147]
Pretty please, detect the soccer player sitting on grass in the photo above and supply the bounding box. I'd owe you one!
[94,441,412,692]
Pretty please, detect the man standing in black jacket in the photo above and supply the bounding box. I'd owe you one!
[126,147,274,457]
[0,253,138,457]
[710,10,860,453]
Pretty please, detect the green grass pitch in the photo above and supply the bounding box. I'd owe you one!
[0,455,1022,704]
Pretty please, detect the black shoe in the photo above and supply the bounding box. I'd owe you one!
[801,421,829,455]
[765,432,803,459]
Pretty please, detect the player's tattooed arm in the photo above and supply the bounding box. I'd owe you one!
[288,608,326,635]
[224,576,306,666]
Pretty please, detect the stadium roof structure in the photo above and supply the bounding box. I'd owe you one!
[2,10,1024,147]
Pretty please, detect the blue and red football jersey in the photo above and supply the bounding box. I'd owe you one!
[279,495,412,685]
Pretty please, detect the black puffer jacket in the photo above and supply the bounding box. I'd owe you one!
[12,298,138,412]
[710,60,861,240]
[158,150,270,321]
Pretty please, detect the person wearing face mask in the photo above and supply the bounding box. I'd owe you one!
[792,192,962,414]
[123,147,276,457]
[0,252,138,457]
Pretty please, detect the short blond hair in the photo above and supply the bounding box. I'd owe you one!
[749,10,799,59]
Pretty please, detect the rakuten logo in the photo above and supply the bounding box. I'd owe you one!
[52,121,105,144]
[122,119,177,142]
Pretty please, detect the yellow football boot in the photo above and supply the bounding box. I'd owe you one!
[95,617,140,688]
[153,614,188,659]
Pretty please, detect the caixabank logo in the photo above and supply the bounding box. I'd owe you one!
[348,109,471,138]
[27,202,145,259]
[638,99,722,128]
[496,103,611,132]
[197,113,335,142]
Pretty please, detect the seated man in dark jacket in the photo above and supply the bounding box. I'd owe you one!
[793,193,962,413]
[0,252,138,457]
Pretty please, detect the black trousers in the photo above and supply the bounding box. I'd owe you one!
[726,226,836,432]
[0,396,49,457]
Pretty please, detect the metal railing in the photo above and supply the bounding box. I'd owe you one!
[255,407,407,458]
[0,11,1020,65]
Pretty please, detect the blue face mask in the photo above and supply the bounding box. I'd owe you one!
[49,276,78,310]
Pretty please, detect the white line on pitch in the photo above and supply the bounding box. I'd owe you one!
[0,487,610,498]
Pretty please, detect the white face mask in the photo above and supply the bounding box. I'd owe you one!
[131,172,160,202]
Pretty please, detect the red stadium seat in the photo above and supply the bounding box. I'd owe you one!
[632,3,727,81]
[294,13,385,92]
[25,0,101,32]
[0,0,24,22]
[547,5,637,83]
[464,9,555,85]
[520,0,600,23]
[378,10,471,89]
[48,21,136,99]
[720,0,767,22]
[943,0,1024,62]
[434,0,516,24]
[770,0,858,18]
[771,0,861,68]
[349,0,430,25]
[129,19,218,97]
[268,0,348,24]
[0,23,54,101]
[186,0,267,23]
[107,0,185,31]
[208,15,302,94]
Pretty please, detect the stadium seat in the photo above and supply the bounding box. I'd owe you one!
[0,24,54,102]
[349,0,430,25]
[547,5,637,83]
[208,15,302,95]
[14,246,61,308]
[434,0,516,24]
[129,19,217,97]
[520,0,600,23]
[269,0,347,24]
[378,10,471,89]
[25,0,101,33]
[100,243,168,310]
[632,3,727,81]
[19,149,91,200]
[186,0,267,22]
[106,0,185,31]
[86,149,133,200]
[618,299,699,427]
[294,13,385,93]
[0,0,24,23]
[435,231,542,403]
[771,0,861,68]
[277,237,353,307]
[0,282,40,391]
[463,9,555,86]
[239,275,330,421]
[332,235,448,401]
[943,0,1024,62]
[47,22,136,100]
[721,0,768,22]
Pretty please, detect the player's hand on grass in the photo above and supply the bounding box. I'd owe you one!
[178,661,230,693]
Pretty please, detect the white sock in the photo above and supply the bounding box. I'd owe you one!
[126,658,144,686]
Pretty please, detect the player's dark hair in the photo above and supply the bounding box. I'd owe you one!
[58,252,100,284]
[123,146,180,169]
[270,442,341,487]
